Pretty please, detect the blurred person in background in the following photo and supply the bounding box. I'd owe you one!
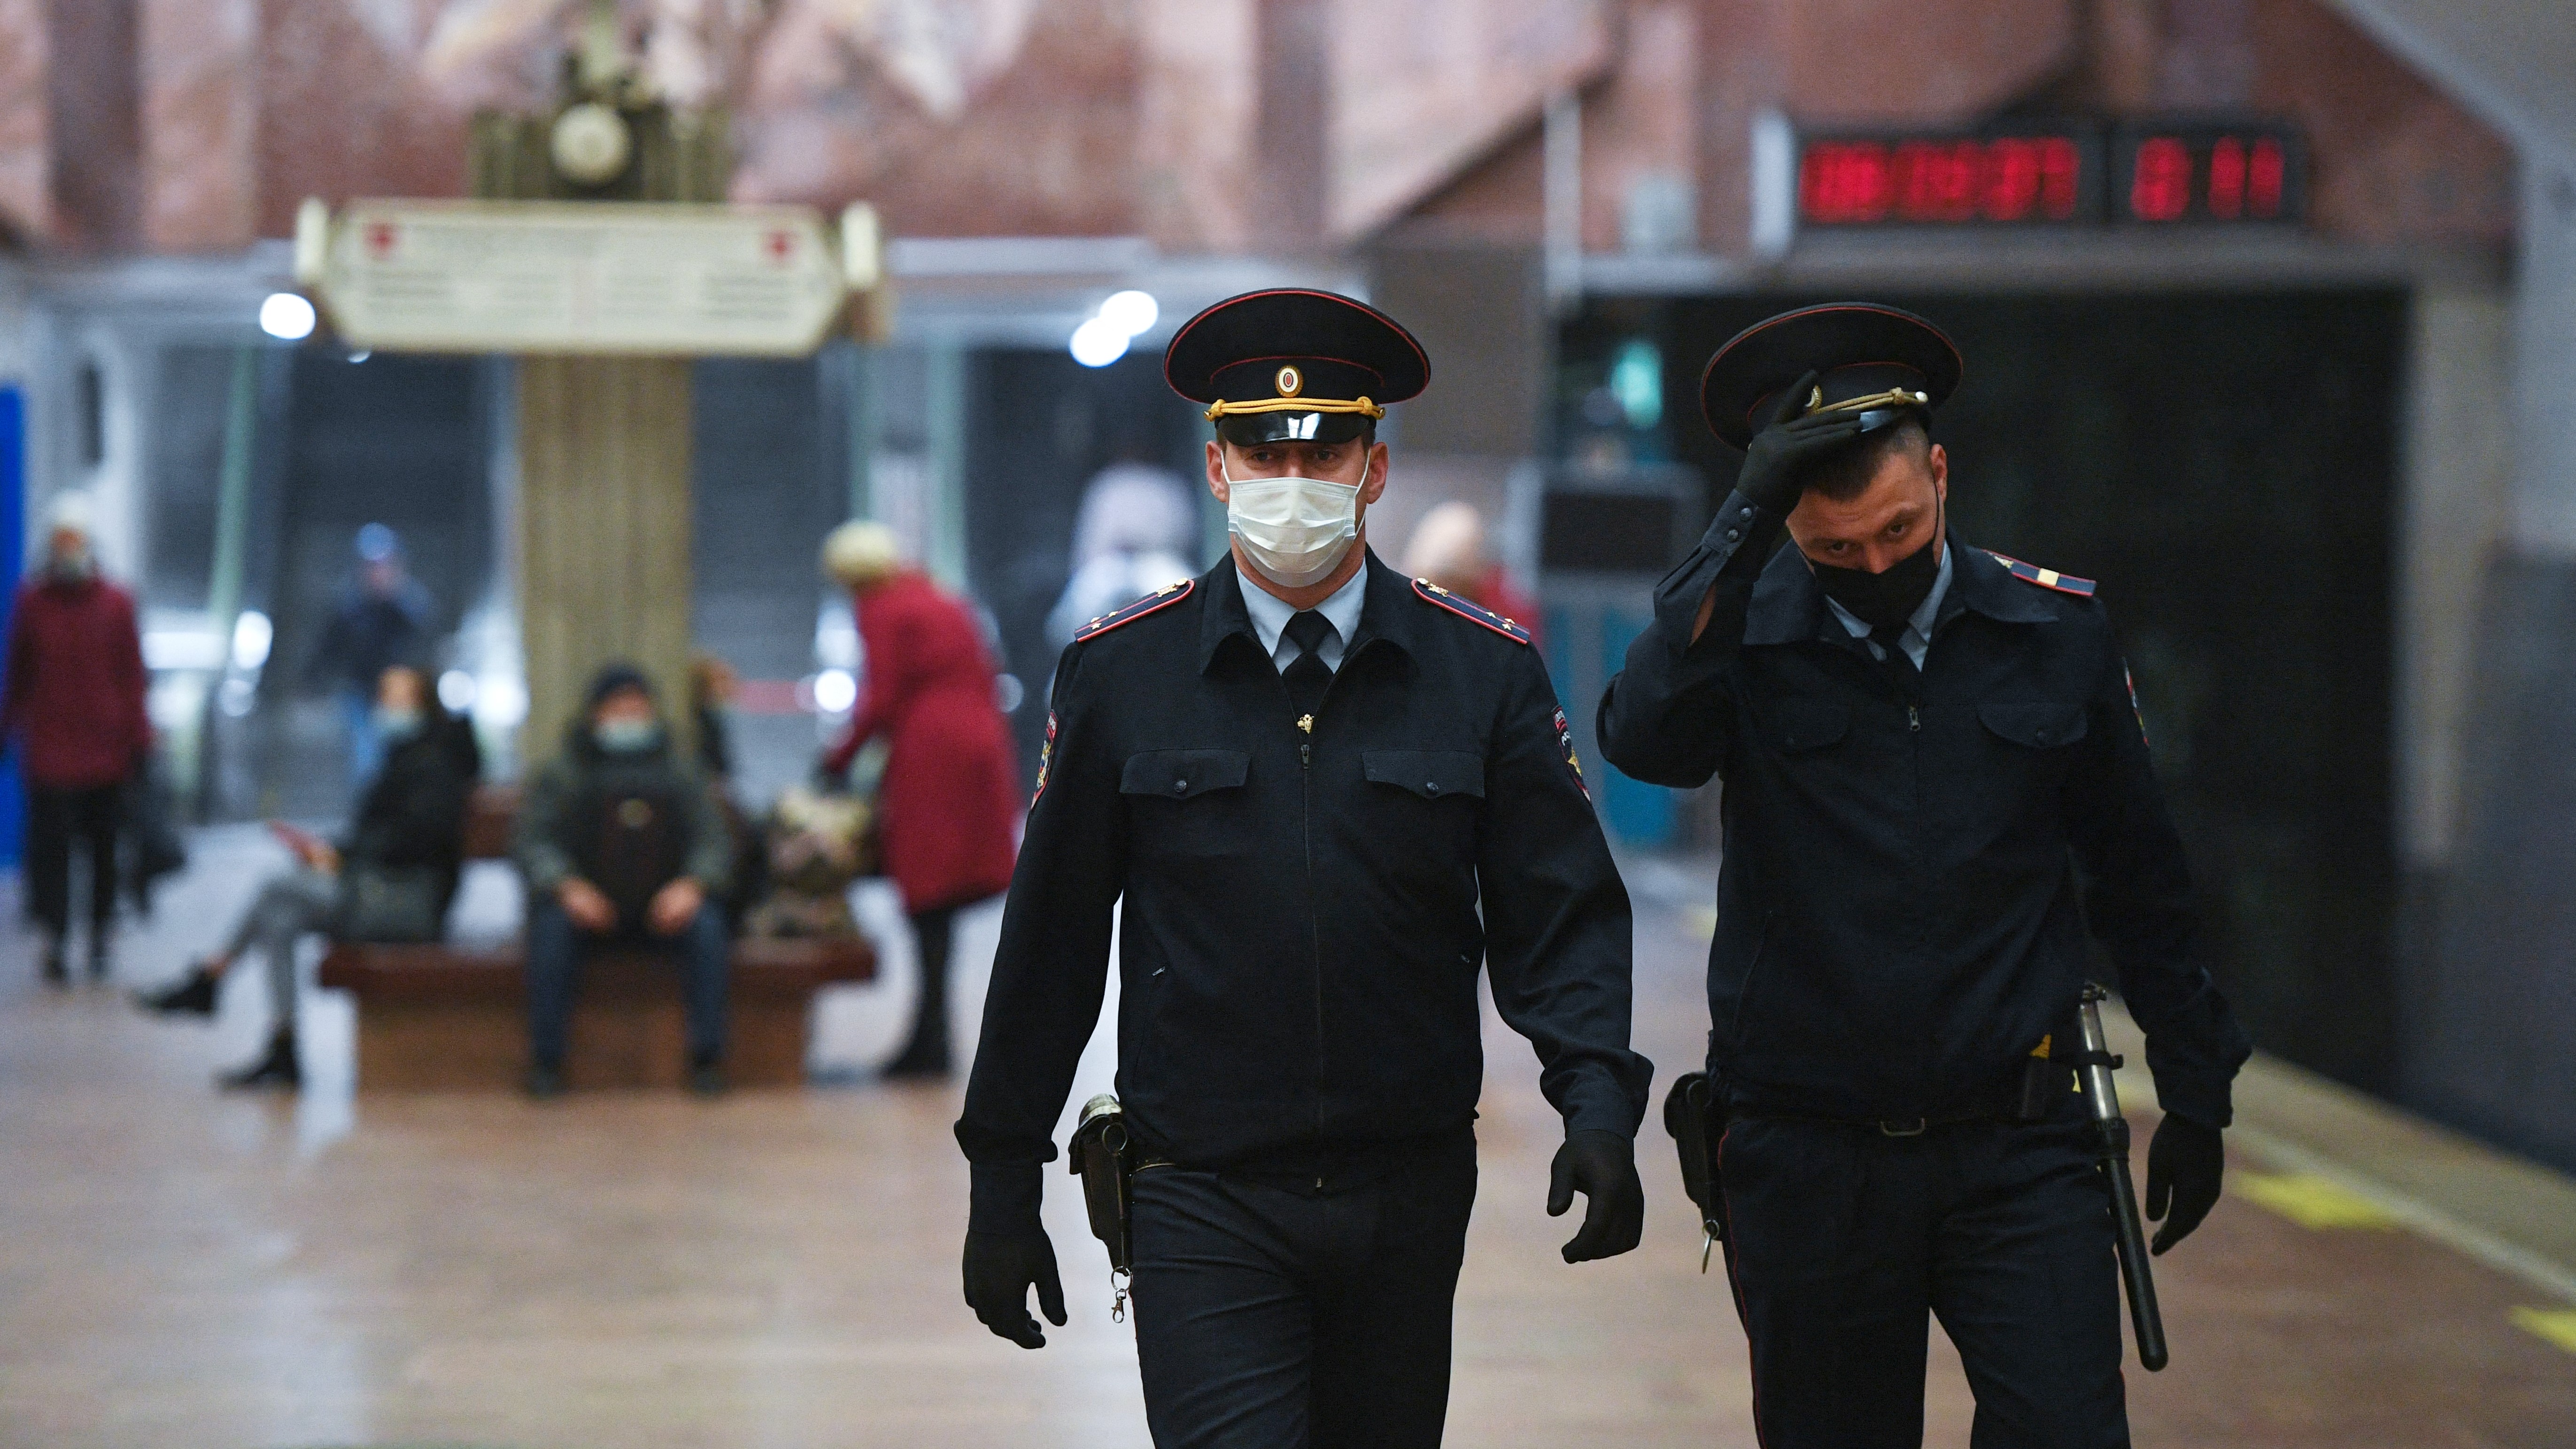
[137,666,480,1091]
[1044,461,1201,651]
[690,652,766,928]
[2,493,148,985]
[516,663,735,1100]
[819,521,1018,1079]
[306,523,433,790]
[1400,499,1542,651]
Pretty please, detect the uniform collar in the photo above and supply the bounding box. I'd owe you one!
[1200,546,1414,673]
[1745,530,2054,646]
[1235,557,1368,659]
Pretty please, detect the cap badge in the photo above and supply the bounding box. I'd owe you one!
[1275,365,1302,397]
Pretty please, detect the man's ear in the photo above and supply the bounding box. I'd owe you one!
[1360,442,1391,506]
[1928,442,1948,505]
[1205,440,1230,504]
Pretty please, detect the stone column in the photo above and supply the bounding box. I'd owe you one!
[514,355,696,752]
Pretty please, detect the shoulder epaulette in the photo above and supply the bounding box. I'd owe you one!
[1073,578,1194,642]
[1412,578,1532,643]
[1985,550,2096,598]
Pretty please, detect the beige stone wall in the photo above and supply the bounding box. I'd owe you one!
[0,0,43,247]
[141,0,257,250]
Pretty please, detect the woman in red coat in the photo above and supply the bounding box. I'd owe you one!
[820,522,1020,1077]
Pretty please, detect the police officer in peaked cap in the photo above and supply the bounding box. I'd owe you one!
[1598,303,2252,1446]
[956,287,1652,1448]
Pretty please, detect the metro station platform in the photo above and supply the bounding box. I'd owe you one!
[1,836,2569,1448]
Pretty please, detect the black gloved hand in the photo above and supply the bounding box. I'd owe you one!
[1735,368,1879,515]
[961,1227,1066,1348]
[2144,1113,2225,1255]
[1547,1128,1645,1263]
[811,758,851,793]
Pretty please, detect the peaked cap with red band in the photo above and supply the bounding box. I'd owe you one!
[1698,302,1963,451]
[1166,288,1430,446]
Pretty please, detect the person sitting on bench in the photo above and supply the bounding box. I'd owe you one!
[516,663,735,1100]
[137,665,480,1091]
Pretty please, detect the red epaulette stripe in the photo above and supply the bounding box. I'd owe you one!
[1411,578,1532,643]
[1073,578,1195,641]
[1984,550,2096,597]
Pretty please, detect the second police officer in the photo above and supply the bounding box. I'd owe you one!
[956,289,1653,1449]
[1599,304,2254,1447]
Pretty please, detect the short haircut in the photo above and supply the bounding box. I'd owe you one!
[1797,411,1931,504]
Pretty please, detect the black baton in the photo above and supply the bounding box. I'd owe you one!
[2076,983,2169,1371]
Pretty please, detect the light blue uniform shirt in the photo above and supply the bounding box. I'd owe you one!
[1238,562,1367,674]
[1823,540,1954,669]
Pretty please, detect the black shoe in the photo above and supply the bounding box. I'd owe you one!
[880,1037,952,1080]
[39,944,69,989]
[524,1063,566,1101]
[218,1028,301,1092]
[688,1061,728,1099]
[136,963,221,1017]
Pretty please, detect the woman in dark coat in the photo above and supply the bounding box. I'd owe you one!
[820,523,1019,1078]
[137,666,480,1091]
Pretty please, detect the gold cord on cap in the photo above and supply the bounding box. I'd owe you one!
[1803,387,1930,418]
[1205,396,1385,422]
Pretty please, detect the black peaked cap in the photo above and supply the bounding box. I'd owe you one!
[1167,289,1429,445]
[1699,302,1962,451]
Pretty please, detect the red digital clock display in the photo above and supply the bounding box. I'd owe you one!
[1799,133,2092,225]
[2112,124,2305,224]
[1793,120,2305,229]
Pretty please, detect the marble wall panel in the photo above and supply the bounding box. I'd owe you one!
[255,0,472,236]
[142,0,257,250]
[0,0,45,246]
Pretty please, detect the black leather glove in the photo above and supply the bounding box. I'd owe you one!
[1548,1128,1645,1263]
[961,1227,1066,1348]
[2144,1114,2225,1255]
[1735,368,1879,515]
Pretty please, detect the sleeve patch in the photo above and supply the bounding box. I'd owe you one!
[2125,665,2149,748]
[1412,578,1532,643]
[1984,550,2096,597]
[1554,706,1589,799]
[1073,578,1194,642]
[1032,710,1057,803]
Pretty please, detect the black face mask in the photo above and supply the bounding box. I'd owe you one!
[1808,504,1943,631]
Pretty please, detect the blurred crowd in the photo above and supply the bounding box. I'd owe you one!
[7,473,1531,1098]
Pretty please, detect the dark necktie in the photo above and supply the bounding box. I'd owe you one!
[1869,622,1922,698]
[1283,610,1335,718]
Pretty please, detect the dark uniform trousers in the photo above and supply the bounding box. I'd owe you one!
[1131,1133,1478,1449]
[1718,1100,2127,1449]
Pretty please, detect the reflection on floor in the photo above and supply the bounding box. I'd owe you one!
[0,840,2569,1448]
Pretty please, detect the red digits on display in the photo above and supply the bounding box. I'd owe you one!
[2130,136,2192,222]
[2248,137,2286,217]
[2039,137,2080,219]
[1800,142,1891,224]
[2206,136,2246,218]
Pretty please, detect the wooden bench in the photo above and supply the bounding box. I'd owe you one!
[317,783,876,1092]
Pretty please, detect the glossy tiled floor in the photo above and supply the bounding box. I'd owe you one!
[0,838,2569,1448]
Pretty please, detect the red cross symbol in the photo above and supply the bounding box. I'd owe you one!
[765,230,794,263]
[364,221,398,258]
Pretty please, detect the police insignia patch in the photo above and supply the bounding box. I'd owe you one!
[1032,711,1056,803]
[1554,707,1589,798]
[1074,577,1195,642]
[1984,550,2096,597]
[1412,578,1532,643]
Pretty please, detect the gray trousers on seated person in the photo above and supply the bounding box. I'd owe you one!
[221,867,338,1029]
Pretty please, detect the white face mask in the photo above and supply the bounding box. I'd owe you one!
[1224,462,1366,589]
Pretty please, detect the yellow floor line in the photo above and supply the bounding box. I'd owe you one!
[2510,1307,2576,1355]
[2236,1171,2401,1230]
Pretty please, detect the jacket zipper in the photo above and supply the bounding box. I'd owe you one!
[1298,706,1324,1187]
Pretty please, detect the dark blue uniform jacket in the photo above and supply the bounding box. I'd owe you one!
[1598,498,2249,1129]
[958,552,1650,1230]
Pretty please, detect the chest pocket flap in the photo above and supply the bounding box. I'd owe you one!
[1771,700,1850,753]
[1363,750,1485,800]
[1979,701,2089,749]
[1122,749,1251,800]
